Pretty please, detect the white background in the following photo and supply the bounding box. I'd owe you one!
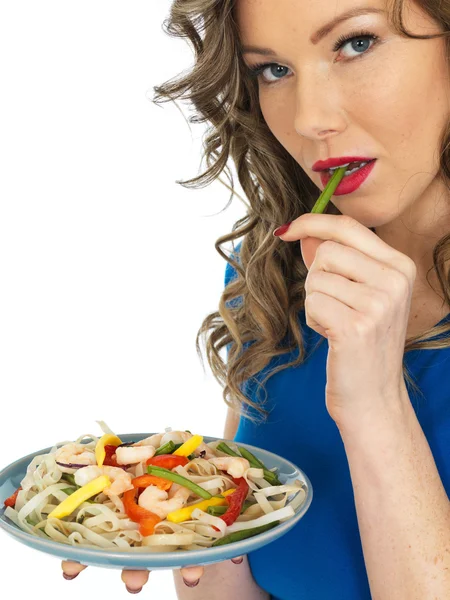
[0,1,246,596]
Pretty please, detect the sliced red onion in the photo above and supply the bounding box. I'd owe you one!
[57,459,132,471]
[56,461,89,469]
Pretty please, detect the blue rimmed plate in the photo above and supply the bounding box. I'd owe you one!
[0,433,312,570]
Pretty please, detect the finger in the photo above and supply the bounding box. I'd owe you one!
[300,236,324,271]
[305,290,355,336]
[231,555,245,564]
[61,560,88,580]
[278,214,405,269]
[306,269,362,312]
[179,565,205,587]
[306,240,390,285]
[121,569,150,594]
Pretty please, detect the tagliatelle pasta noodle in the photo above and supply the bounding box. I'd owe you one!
[254,492,275,514]
[105,493,125,513]
[3,421,307,551]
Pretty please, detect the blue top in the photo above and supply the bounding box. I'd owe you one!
[224,244,450,600]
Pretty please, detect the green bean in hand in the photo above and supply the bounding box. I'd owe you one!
[310,166,347,213]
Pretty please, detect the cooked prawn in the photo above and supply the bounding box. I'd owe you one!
[133,433,164,448]
[74,465,134,497]
[138,483,191,519]
[55,443,96,473]
[208,456,250,479]
[115,445,156,465]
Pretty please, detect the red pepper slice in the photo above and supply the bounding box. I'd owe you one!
[123,488,162,536]
[132,474,172,491]
[220,477,249,525]
[123,489,154,521]
[211,477,250,531]
[4,486,22,508]
[146,454,189,470]
[139,515,162,537]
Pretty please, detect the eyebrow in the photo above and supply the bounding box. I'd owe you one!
[241,7,385,56]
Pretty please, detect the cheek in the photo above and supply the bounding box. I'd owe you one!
[403,43,450,172]
[259,90,302,157]
[352,40,449,170]
[259,91,293,138]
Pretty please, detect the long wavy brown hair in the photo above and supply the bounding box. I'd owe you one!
[152,0,450,424]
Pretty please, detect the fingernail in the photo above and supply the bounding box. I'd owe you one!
[183,578,200,587]
[273,222,292,237]
[62,572,79,580]
[126,587,143,594]
[231,557,243,564]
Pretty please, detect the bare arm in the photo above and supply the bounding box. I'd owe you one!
[339,388,450,600]
[173,406,271,600]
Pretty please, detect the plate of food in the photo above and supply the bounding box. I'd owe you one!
[0,421,312,570]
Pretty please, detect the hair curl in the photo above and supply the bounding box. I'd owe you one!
[151,0,450,424]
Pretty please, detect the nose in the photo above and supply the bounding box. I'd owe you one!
[294,71,345,141]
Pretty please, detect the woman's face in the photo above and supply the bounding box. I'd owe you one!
[236,0,450,233]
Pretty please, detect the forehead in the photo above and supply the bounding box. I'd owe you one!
[234,0,386,42]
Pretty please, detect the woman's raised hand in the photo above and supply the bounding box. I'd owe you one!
[275,213,416,426]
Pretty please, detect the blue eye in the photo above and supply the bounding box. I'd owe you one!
[245,29,379,86]
[246,62,291,85]
[333,30,379,57]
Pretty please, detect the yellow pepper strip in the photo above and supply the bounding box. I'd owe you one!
[172,434,203,457]
[95,433,123,467]
[48,476,111,519]
[166,488,236,523]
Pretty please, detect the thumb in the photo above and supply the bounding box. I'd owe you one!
[300,236,324,271]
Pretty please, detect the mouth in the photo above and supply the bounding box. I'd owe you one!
[322,159,375,177]
[319,159,377,195]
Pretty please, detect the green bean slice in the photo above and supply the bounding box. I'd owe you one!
[236,447,282,486]
[217,443,282,486]
[146,466,212,500]
[311,166,347,213]
[211,521,280,546]
[219,443,281,486]
[236,447,265,469]
[154,441,176,456]
[217,442,241,457]
[60,487,77,495]
[61,473,76,486]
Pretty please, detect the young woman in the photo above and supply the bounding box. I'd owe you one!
[62,0,450,597]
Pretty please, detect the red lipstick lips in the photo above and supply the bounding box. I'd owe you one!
[312,157,374,172]
[320,160,377,195]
